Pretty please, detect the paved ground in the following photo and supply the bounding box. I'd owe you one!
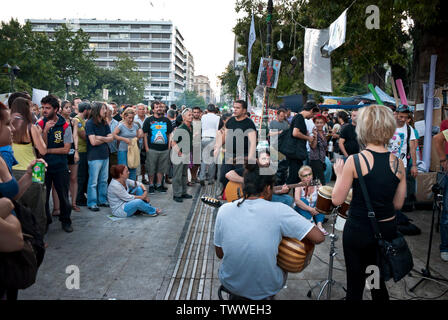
[19,182,448,300]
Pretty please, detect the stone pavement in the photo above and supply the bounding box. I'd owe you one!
[19,182,448,300]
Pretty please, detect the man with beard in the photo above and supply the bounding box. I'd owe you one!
[37,94,73,233]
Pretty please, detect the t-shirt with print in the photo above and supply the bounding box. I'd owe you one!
[214,199,314,300]
[85,119,111,161]
[142,116,173,151]
[387,124,416,168]
[116,123,139,152]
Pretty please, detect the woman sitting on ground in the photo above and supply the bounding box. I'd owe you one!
[107,164,161,218]
[293,165,328,236]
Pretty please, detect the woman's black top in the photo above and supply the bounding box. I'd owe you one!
[349,150,400,222]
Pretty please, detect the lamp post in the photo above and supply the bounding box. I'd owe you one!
[1,63,20,92]
[65,77,79,100]
[115,89,126,104]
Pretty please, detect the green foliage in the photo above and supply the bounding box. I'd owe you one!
[175,90,206,109]
[0,19,146,104]
[226,0,441,99]
[218,62,239,100]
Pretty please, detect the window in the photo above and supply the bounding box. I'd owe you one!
[96,61,108,67]
[131,33,140,39]
[138,62,150,68]
[131,43,140,48]
[109,43,120,48]
[89,43,98,49]
[141,33,150,39]
[97,52,108,57]
[151,72,170,78]
[152,62,170,69]
[162,25,171,30]
[119,43,129,48]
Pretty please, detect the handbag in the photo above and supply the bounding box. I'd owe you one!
[0,234,38,290]
[278,114,307,160]
[127,137,140,169]
[354,154,414,282]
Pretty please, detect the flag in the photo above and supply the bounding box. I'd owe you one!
[248,13,256,73]
[237,72,246,100]
[304,28,332,93]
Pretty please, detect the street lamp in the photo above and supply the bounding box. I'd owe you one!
[2,63,20,92]
[115,89,126,104]
[65,77,79,100]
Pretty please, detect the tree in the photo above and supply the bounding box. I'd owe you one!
[218,62,239,100]
[175,90,206,108]
[230,0,445,102]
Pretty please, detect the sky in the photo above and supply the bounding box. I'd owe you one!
[0,0,243,94]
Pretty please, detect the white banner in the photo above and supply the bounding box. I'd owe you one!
[304,28,332,93]
[248,14,256,73]
[324,9,347,55]
[237,72,246,100]
[32,88,49,107]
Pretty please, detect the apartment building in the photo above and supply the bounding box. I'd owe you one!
[27,18,192,105]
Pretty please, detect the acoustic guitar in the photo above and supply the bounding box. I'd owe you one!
[224,180,320,203]
[200,195,315,273]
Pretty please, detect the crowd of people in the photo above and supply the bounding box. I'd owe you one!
[1,90,447,301]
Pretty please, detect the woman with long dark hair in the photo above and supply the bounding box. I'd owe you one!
[11,97,48,235]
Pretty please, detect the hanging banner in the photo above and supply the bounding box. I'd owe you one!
[237,72,246,100]
[32,88,49,107]
[250,108,279,128]
[322,9,347,56]
[304,28,332,93]
[248,13,256,73]
[256,58,281,89]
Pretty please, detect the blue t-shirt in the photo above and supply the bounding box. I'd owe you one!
[116,123,139,152]
[214,198,314,299]
[85,119,111,161]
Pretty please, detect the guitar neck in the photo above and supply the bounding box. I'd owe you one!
[273,181,318,191]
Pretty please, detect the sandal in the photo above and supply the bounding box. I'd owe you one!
[318,226,329,236]
[72,205,80,212]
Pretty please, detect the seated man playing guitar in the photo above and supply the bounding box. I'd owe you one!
[214,164,325,300]
[224,150,294,206]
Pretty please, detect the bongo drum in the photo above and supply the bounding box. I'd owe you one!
[277,237,315,273]
[337,189,352,219]
[315,186,334,214]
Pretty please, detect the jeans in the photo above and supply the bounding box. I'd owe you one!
[123,186,157,216]
[294,198,324,224]
[76,152,88,204]
[441,175,448,252]
[87,159,109,208]
[199,137,216,182]
[310,159,326,186]
[117,150,137,181]
[271,194,294,207]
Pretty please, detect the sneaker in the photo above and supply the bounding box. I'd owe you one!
[62,223,73,233]
[155,185,167,193]
[173,196,183,203]
[142,179,150,185]
[148,185,155,194]
[88,206,100,212]
[98,202,110,208]
[165,177,172,184]
[182,194,193,199]
[441,252,448,262]
[200,180,206,187]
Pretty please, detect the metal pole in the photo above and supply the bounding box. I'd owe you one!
[260,0,273,137]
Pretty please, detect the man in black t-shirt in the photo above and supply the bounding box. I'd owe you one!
[215,100,257,188]
[339,109,359,159]
[285,100,320,184]
[143,101,173,194]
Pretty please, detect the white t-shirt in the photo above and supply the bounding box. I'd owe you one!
[387,124,416,168]
[214,199,314,299]
[305,118,316,152]
[201,113,220,138]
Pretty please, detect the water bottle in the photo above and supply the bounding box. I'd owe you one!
[328,140,333,153]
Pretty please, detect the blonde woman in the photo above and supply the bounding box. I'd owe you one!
[294,165,328,235]
[113,107,143,181]
[332,105,406,301]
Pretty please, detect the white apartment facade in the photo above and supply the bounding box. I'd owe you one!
[27,18,192,105]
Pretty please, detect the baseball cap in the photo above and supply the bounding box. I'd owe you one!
[396,104,411,113]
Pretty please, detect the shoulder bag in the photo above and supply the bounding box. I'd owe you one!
[127,137,140,169]
[278,114,307,160]
[354,154,414,282]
